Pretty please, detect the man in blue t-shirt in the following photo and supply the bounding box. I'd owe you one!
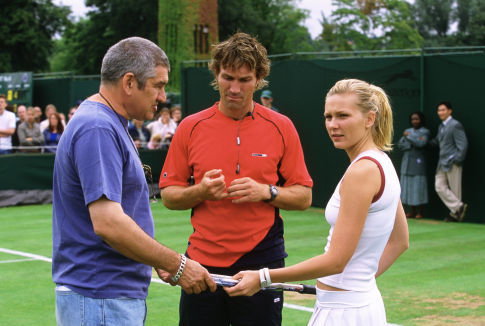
[52,37,216,326]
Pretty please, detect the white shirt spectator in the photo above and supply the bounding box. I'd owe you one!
[0,109,16,150]
[146,118,177,140]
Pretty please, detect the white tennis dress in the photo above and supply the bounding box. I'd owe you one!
[308,150,400,326]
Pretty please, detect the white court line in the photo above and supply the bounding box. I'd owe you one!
[0,247,52,262]
[0,258,37,264]
[284,302,314,312]
[0,247,314,313]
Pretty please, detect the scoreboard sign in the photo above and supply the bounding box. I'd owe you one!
[0,72,33,110]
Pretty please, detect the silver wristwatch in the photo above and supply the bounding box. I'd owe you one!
[264,184,278,202]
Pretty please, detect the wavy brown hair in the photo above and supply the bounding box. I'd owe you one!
[48,112,64,134]
[208,32,270,90]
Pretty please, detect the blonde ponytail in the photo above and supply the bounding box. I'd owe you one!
[369,85,393,151]
[326,79,394,151]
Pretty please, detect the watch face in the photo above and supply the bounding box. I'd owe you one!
[271,186,278,196]
[265,185,278,202]
[270,185,278,199]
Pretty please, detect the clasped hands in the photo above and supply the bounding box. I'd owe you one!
[200,169,270,203]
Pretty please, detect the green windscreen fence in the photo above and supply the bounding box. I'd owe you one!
[0,150,167,190]
[33,75,100,115]
[181,52,485,223]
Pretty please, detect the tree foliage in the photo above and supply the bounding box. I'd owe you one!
[413,0,453,38]
[6,0,485,77]
[51,0,158,74]
[317,0,422,51]
[0,0,70,73]
[460,0,485,44]
[410,0,485,46]
[218,0,313,54]
[455,0,472,34]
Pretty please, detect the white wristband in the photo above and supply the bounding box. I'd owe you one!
[259,268,268,288]
[171,254,186,283]
[263,267,272,286]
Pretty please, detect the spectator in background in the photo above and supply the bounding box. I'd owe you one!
[59,113,66,125]
[12,105,27,151]
[43,112,64,153]
[431,101,468,222]
[260,89,279,112]
[128,119,151,149]
[147,133,163,150]
[171,105,182,125]
[17,107,44,153]
[397,112,430,219]
[40,104,66,132]
[33,106,42,123]
[16,105,27,123]
[146,107,176,149]
[40,104,57,132]
[67,106,77,122]
[0,94,16,155]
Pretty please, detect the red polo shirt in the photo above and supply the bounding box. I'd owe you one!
[159,102,313,267]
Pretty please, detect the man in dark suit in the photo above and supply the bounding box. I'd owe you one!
[432,101,468,222]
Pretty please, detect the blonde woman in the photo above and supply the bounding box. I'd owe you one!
[225,79,409,325]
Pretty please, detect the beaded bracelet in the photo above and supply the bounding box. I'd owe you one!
[171,254,186,283]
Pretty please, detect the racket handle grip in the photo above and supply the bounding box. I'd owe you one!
[300,284,317,295]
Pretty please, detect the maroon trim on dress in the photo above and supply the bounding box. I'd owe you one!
[357,156,385,203]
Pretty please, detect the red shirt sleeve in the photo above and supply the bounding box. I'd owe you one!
[159,118,192,188]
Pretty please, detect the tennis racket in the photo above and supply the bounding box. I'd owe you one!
[211,273,316,295]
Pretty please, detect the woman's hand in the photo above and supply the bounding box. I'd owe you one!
[223,270,261,296]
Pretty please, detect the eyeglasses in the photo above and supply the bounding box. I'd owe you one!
[142,163,158,203]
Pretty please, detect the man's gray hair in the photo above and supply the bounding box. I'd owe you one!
[101,37,170,89]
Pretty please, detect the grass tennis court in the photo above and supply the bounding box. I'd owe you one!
[0,203,484,325]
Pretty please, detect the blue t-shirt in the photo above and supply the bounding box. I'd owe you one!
[52,100,154,299]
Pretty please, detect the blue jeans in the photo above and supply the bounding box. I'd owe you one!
[55,287,147,326]
[0,149,12,155]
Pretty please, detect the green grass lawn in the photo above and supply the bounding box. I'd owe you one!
[0,204,484,325]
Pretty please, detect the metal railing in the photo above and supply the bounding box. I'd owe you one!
[181,46,485,67]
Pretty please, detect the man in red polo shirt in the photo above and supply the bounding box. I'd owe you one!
[159,32,313,326]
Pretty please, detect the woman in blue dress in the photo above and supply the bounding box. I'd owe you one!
[43,112,64,153]
[398,112,430,218]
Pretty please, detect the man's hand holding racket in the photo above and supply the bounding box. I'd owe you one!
[156,259,217,295]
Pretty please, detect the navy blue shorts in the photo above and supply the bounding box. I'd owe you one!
[179,260,284,326]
